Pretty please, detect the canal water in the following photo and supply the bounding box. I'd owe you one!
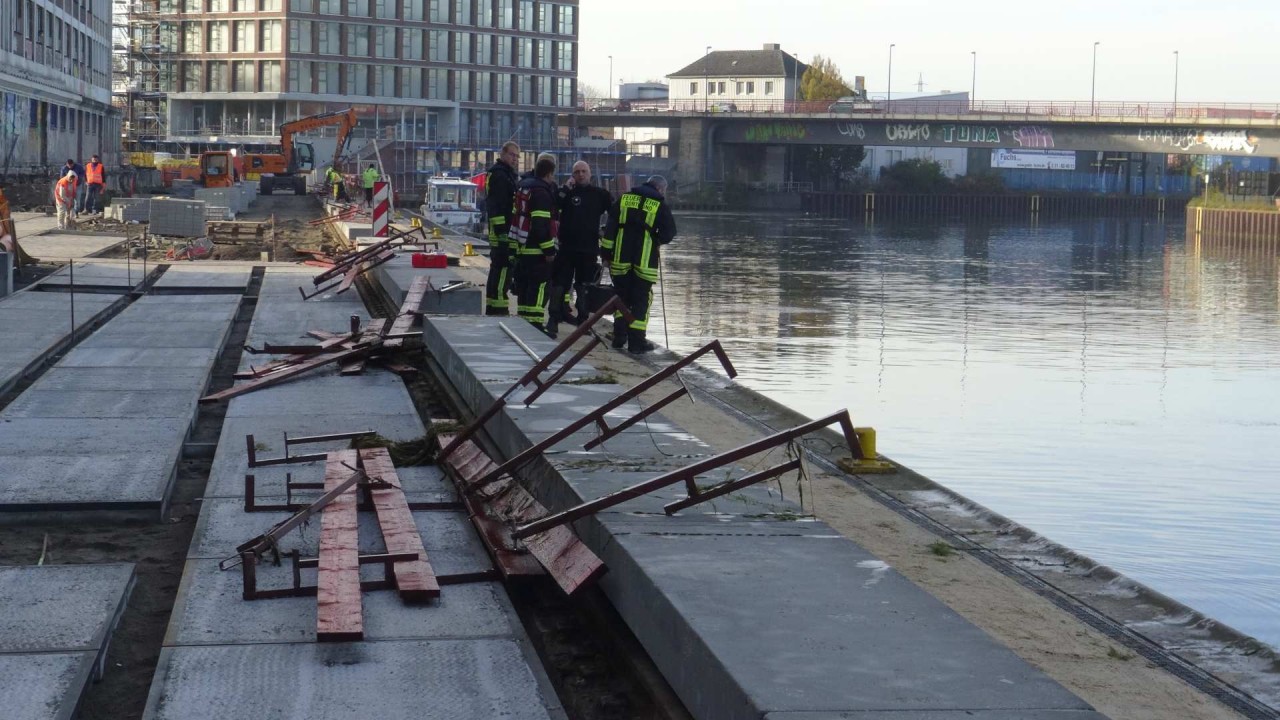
[648,211,1280,650]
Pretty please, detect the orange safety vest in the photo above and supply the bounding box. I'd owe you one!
[55,177,76,205]
[85,162,104,185]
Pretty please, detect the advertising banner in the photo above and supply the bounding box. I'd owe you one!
[991,149,1077,170]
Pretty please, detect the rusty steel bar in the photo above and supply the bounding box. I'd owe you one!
[522,335,601,406]
[435,397,508,461]
[663,458,803,514]
[474,340,735,487]
[582,386,687,450]
[511,409,863,540]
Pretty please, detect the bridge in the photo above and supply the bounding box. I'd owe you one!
[562,100,1280,187]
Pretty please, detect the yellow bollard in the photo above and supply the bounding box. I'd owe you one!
[431,227,442,239]
[410,217,422,228]
[837,427,896,474]
[463,242,476,257]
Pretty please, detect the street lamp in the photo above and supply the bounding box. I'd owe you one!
[1090,41,1100,115]
[608,55,613,102]
[704,45,711,112]
[970,51,976,108]
[1173,50,1180,114]
[887,43,895,114]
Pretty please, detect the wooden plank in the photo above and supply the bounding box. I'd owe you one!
[359,448,439,602]
[436,434,604,594]
[385,277,430,349]
[200,347,365,403]
[317,450,363,641]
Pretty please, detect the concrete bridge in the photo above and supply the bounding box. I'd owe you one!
[562,100,1280,186]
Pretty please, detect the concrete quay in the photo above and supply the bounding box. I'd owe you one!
[0,278,124,394]
[142,267,565,720]
[0,563,135,720]
[0,277,240,519]
[422,316,1108,720]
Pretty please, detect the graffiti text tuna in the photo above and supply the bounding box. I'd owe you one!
[938,125,1000,144]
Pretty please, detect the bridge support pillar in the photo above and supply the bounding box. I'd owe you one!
[674,117,709,188]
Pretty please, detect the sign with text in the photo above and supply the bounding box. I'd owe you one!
[991,150,1077,170]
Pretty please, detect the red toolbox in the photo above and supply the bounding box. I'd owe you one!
[411,252,448,268]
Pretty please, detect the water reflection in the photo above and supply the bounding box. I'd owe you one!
[652,212,1280,649]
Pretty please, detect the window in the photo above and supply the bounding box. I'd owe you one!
[735,81,743,94]
[373,25,393,58]
[261,60,281,90]
[536,39,549,69]
[182,0,201,12]
[346,63,368,94]
[261,20,281,51]
[539,75,551,106]
[290,0,313,11]
[209,61,228,90]
[402,28,422,60]
[209,0,227,10]
[318,22,339,54]
[476,0,491,26]
[517,0,532,30]
[764,81,773,95]
[746,81,754,94]
[537,3,549,32]
[316,61,338,93]
[557,77,573,107]
[347,0,367,16]
[260,0,282,10]
[475,70,491,101]
[474,33,491,64]
[317,0,341,13]
[401,66,422,98]
[404,0,423,20]
[515,37,530,67]
[455,0,471,25]
[208,21,228,51]
[717,81,725,94]
[287,60,309,91]
[288,20,312,52]
[372,64,393,95]
[690,81,697,95]
[455,69,471,100]
[346,24,369,56]
[429,0,446,22]
[557,5,574,35]
[496,72,511,103]
[374,0,393,17]
[428,30,447,62]
[183,61,203,91]
[496,35,510,65]
[498,0,513,29]
[182,22,202,53]
[453,31,470,63]
[232,60,255,90]
[556,41,572,71]
[427,68,446,99]
[234,0,252,11]
[233,20,254,51]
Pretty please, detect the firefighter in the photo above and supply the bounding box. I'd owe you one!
[510,154,559,333]
[550,161,612,331]
[483,141,520,316]
[602,175,677,354]
[84,155,105,214]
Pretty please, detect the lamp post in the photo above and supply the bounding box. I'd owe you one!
[1090,41,1099,115]
[970,51,976,108]
[1173,50,1180,115]
[704,45,711,112]
[608,55,613,102]
[887,43,895,114]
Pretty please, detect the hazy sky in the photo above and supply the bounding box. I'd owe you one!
[579,0,1280,104]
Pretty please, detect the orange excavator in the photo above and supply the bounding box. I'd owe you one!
[200,108,358,195]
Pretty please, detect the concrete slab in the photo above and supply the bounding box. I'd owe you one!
[0,452,178,508]
[762,713,1104,720]
[373,260,482,316]
[153,266,252,290]
[76,327,233,349]
[36,262,139,288]
[32,366,209,391]
[225,373,418,419]
[57,346,220,368]
[16,233,126,260]
[143,640,555,720]
[0,291,124,392]
[2,389,197,419]
[0,564,135,720]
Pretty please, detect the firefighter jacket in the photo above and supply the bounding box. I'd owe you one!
[484,160,519,248]
[555,183,612,254]
[85,162,105,186]
[509,176,559,258]
[602,182,677,282]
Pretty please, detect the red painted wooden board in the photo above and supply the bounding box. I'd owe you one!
[435,434,605,595]
[359,448,439,602]
[385,276,429,350]
[317,450,363,641]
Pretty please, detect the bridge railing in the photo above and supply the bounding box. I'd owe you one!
[583,98,1280,123]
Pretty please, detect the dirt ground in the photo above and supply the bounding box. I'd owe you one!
[586,348,1242,720]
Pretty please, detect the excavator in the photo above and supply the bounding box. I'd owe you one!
[199,108,358,195]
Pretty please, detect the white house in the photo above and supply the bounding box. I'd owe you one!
[666,44,808,112]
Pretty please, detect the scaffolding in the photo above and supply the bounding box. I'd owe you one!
[112,0,175,151]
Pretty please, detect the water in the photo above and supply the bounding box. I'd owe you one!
[648,212,1280,650]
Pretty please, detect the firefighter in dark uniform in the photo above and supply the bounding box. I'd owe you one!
[602,175,677,353]
[550,160,613,332]
[483,141,520,316]
[510,155,559,333]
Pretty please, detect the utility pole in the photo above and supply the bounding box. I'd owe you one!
[608,55,613,101]
[1091,41,1100,115]
[887,43,895,114]
[915,72,925,93]
[1173,50,1180,115]
[704,46,711,112]
[970,51,976,107]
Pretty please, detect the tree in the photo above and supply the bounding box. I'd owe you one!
[799,55,852,101]
[877,159,952,194]
[793,145,867,191]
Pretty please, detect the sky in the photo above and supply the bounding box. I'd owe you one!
[579,0,1280,104]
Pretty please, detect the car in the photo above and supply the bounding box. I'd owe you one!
[829,96,873,113]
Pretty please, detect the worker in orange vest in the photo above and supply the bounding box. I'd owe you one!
[55,171,78,229]
[84,155,105,214]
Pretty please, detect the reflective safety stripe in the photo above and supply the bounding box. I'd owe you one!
[489,215,506,225]
[530,210,552,219]
[518,246,548,255]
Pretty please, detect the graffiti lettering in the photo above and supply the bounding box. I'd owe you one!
[1009,126,1055,148]
[885,124,930,142]
[836,122,865,140]
[745,122,807,142]
[1137,127,1258,155]
[938,125,1000,144]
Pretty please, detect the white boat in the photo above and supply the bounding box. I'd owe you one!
[419,176,482,233]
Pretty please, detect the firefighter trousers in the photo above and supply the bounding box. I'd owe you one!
[516,254,553,327]
[611,271,653,348]
[484,244,514,315]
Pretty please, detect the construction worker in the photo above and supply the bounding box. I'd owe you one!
[55,170,78,230]
[63,159,85,215]
[510,154,559,334]
[550,161,612,331]
[602,175,677,354]
[84,155,105,215]
[483,141,520,316]
[362,165,380,208]
[325,165,348,202]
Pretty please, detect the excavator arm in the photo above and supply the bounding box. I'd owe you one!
[280,108,357,170]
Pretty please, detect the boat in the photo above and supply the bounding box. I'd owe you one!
[419,176,483,235]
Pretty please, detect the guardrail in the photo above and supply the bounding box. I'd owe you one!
[582,98,1280,123]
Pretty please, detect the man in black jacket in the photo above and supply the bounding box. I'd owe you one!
[509,155,559,333]
[550,161,612,331]
[483,142,520,316]
[602,175,677,353]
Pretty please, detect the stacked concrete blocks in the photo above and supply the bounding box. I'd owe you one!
[150,198,207,238]
[107,197,151,223]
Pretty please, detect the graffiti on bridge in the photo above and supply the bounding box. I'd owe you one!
[837,123,865,140]
[885,124,931,142]
[1137,128,1258,155]
[1009,126,1056,148]
[745,122,808,143]
[937,125,1001,144]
